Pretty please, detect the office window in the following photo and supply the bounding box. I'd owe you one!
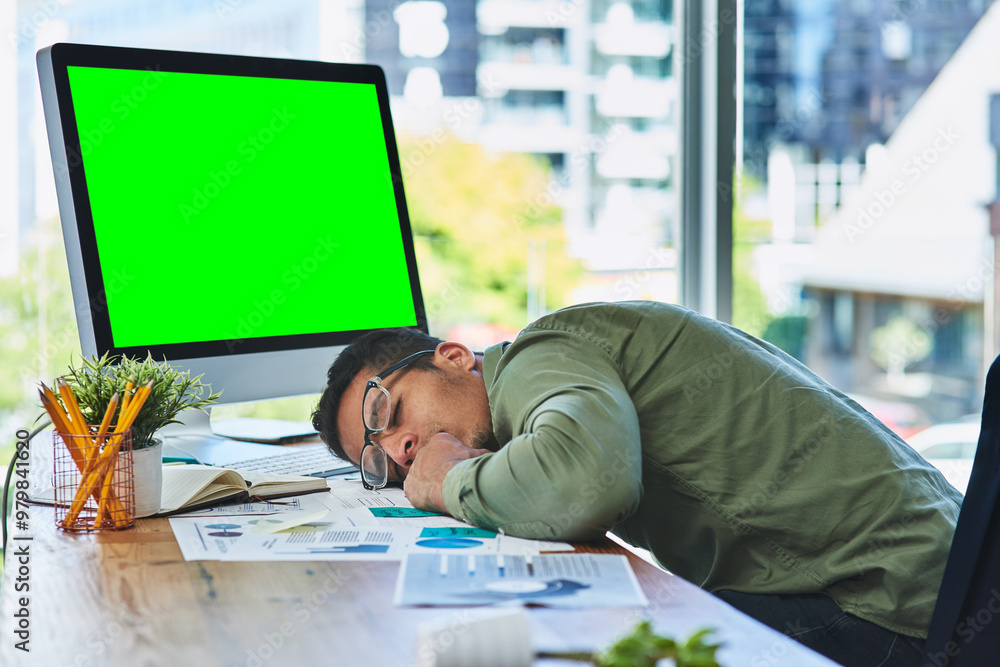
[736,0,997,441]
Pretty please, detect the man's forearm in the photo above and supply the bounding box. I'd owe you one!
[440,423,643,541]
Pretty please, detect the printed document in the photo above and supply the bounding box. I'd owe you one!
[394,553,649,607]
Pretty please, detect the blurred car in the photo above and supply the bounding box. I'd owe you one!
[906,420,981,495]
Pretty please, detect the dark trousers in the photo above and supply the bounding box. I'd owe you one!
[715,590,925,666]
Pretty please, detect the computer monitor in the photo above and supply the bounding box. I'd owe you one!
[36,43,427,434]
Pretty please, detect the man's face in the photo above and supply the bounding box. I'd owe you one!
[335,343,494,483]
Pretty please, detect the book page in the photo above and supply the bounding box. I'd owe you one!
[160,465,247,514]
[239,471,328,497]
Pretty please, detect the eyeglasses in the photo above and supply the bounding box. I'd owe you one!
[360,349,435,489]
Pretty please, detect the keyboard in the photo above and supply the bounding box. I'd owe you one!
[225,442,355,478]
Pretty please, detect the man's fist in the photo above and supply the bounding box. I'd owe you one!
[403,432,491,513]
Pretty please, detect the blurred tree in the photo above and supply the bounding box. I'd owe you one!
[763,315,808,361]
[731,179,773,339]
[871,315,933,385]
[397,133,581,339]
[0,216,79,458]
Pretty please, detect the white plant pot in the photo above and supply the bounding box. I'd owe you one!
[132,439,163,518]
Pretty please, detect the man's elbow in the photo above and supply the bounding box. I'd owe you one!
[539,476,642,542]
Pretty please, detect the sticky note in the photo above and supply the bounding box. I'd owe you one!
[369,507,443,518]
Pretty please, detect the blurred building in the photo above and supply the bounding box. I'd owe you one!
[364,0,478,98]
[742,0,798,178]
[804,0,988,163]
[475,0,679,303]
[743,1,988,173]
[742,0,996,420]
[798,3,1000,420]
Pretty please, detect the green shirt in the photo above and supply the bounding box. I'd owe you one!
[442,301,962,638]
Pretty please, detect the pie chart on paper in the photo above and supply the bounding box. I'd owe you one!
[414,537,484,549]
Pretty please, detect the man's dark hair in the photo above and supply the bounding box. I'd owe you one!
[311,327,444,464]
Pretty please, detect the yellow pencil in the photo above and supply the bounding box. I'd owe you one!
[67,380,153,527]
[94,392,119,447]
[39,386,72,437]
[60,388,134,528]
[56,378,89,437]
[114,380,153,434]
[92,392,121,527]
[119,377,135,419]
[40,385,102,494]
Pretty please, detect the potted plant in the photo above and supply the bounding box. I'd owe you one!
[56,353,220,516]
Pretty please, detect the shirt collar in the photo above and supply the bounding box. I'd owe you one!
[482,341,510,388]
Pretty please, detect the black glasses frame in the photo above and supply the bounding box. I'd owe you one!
[359,349,436,489]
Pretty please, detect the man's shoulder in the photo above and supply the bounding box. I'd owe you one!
[526,300,693,333]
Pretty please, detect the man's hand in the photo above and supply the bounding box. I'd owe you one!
[404,432,490,514]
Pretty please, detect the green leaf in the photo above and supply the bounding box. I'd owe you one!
[593,621,721,667]
[49,353,220,449]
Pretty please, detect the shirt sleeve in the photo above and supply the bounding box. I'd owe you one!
[441,329,644,541]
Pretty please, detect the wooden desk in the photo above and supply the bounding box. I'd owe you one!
[0,508,835,666]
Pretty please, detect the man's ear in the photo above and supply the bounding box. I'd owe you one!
[434,342,476,371]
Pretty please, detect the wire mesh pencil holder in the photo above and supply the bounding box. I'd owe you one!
[53,428,136,532]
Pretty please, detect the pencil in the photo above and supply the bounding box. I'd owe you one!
[92,391,122,527]
[56,378,89,438]
[94,392,119,449]
[90,380,152,527]
[61,384,141,528]
[114,380,153,434]
[39,386,72,438]
[42,386,106,526]
[119,377,135,419]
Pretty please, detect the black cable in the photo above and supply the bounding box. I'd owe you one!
[2,421,50,558]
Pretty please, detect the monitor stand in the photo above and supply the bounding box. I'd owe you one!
[158,407,231,460]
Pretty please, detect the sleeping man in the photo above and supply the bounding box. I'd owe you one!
[312,300,961,666]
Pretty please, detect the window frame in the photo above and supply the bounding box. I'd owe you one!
[679,0,736,322]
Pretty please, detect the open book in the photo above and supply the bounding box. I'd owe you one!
[159,464,328,515]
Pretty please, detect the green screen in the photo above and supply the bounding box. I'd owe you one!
[66,66,417,347]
